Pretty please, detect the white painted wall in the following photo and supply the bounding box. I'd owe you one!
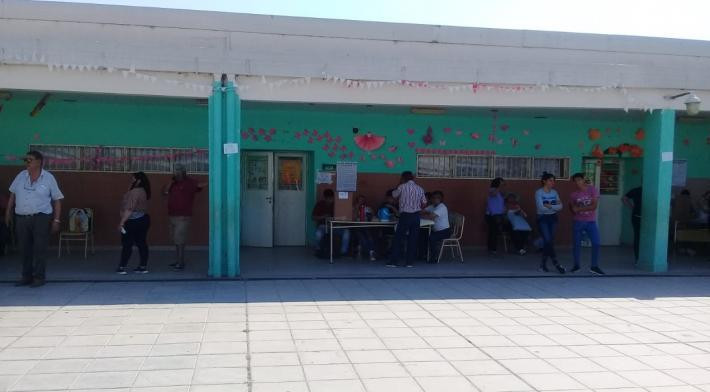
[1,0,709,107]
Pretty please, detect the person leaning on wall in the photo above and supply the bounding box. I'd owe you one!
[5,151,64,287]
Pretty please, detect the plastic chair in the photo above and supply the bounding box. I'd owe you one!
[58,208,95,259]
[437,212,465,263]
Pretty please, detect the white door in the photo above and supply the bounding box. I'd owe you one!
[596,158,624,245]
[274,153,307,246]
[241,152,274,247]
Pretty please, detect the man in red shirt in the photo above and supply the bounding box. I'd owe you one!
[163,164,205,270]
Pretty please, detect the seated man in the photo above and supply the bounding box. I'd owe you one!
[312,189,350,256]
[421,191,450,262]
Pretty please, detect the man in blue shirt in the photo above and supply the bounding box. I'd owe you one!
[4,151,64,287]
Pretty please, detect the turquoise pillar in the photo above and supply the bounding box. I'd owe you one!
[208,79,240,277]
[638,109,675,272]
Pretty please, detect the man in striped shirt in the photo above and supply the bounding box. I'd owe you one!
[388,171,427,267]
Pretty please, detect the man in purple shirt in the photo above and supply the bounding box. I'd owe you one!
[387,171,427,268]
[569,173,604,275]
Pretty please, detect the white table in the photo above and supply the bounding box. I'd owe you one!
[328,218,435,264]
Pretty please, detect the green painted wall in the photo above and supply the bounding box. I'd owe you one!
[674,120,710,178]
[240,104,649,177]
[0,92,207,163]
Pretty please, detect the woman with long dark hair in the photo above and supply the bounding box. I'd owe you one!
[117,172,151,274]
[534,172,565,274]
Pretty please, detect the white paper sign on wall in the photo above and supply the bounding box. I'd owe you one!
[223,143,239,155]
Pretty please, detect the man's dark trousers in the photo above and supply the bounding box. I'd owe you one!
[15,213,51,282]
[390,212,420,266]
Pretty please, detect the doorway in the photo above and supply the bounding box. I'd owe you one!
[583,157,624,245]
[241,151,308,247]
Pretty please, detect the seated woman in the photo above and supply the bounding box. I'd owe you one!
[421,191,450,262]
[353,194,376,261]
[505,193,532,255]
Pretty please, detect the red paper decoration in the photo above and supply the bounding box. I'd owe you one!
[422,126,434,145]
[591,145,604,158]
[354,132,386,151]
[635,128,645,141]
[588,128,601,140]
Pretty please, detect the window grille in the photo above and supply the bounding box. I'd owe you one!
[417,154,453,177]
[417,153,569,180]
[494,156,532,179]
[532,157,570,179]
[455,156,493,178]
[29,144,208,174]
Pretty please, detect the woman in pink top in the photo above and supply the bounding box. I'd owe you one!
[568,173,604,275]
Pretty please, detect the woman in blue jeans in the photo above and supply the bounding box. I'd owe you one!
[534,172,565,274]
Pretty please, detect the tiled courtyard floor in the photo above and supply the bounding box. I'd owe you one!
[1,277,710,391]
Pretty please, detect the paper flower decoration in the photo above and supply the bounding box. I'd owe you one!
[385,160,395,168]
[591,145,604,158]
[471,133,480,140]
[354,132,385,151]
[630,146,643,158]
[422,126,434,145]
[635,128,645,141]
[588,128,601,140]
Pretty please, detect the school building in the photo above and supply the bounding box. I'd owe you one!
[1,0,709,277]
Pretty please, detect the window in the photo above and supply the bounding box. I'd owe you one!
[417,154,453,177]
[532,157,569,179]
[455,156,492,178]
[29,144,208,174]
[417,153,569,180]
[494,156,532,179]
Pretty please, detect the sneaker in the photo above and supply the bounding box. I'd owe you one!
[518,249,527,256]
[570,265,580,273]
[133,267,149,274]
[369,251,377,261]
[385,263,398,268]
[590,266,606,275]
[554,264,566,274]
[405,264,414,268]
[168,262,179,267]
[173,264,185,271]
[538,265,549,273]
[116,267,127,275]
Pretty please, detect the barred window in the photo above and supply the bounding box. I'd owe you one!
[417,155,453,177]
[532,157,570,179]
[417,153,569,180]
[455,156,492,178]
[494,156,532,179]
[29,144,208,174]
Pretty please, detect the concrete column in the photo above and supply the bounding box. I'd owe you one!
[208,80,241,277]
[638,109,675,272]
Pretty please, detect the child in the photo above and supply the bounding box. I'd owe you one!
[569,173,604,275]
[505,194,532,255]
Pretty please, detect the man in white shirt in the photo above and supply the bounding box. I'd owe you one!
[4,151,64,287]
[422,191,450,262]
